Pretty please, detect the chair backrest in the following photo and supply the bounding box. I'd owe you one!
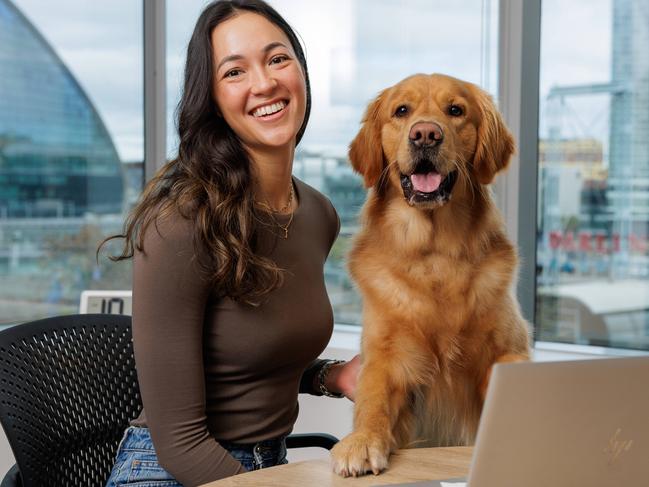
[0,314,142,487]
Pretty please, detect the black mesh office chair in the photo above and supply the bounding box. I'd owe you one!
[0,314,337,487]
[0,314,141,487]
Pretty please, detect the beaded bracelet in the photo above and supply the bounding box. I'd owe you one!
[317,359,346,398]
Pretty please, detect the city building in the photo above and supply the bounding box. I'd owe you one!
[0,0,123,220]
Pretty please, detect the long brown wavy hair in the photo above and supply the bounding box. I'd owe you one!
[99,0,311,304]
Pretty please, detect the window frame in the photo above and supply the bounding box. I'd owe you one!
[143,0,167,180]
[493,0,540,327]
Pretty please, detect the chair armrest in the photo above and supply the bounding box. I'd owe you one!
[286,433,338,450]
[0,464,21,487]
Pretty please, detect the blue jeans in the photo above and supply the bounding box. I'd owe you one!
[105,426,288,486]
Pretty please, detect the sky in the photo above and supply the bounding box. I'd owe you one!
[12,0,613,162]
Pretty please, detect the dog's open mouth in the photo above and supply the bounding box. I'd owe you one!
[400,160,458,206]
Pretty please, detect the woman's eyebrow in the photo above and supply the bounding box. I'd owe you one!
[262,41,288,53]
[216,41,289,72]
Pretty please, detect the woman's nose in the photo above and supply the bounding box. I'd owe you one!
[250,67,277,95]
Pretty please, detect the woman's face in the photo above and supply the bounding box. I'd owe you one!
[211,12,307,152]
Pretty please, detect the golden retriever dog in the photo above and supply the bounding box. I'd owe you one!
[331,73,531,477]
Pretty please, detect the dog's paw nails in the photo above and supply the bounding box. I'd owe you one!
[330,432,390,477]
[368,449,389,475]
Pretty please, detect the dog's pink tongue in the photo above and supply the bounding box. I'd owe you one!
[411,172,442,193]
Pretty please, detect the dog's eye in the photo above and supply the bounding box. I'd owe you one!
[394,105,409,118]
[448,105,464,117]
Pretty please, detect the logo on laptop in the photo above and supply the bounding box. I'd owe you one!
[604,428,633,465]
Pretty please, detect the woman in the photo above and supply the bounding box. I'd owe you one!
[103,1,359,485]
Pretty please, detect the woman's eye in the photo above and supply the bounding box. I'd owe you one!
[448,104,464,117]
[224,69,242,78]
[394,105,409,117]
[270,55,288,65]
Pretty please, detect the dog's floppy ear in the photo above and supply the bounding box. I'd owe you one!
[349,90,388,188]
[472,86,515,185]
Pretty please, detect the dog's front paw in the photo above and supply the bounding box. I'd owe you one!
[330,431,390,477]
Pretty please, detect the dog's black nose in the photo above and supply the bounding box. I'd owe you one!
[409,122,443,147]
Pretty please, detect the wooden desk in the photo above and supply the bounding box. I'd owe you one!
[202,447,472,486]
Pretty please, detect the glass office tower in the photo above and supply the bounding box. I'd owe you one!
[0,0,123,218]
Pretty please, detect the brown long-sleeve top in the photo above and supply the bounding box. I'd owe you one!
[130,178,339,486]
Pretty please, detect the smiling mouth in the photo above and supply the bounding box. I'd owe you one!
[251,100,289,118]
[400,160,458,206]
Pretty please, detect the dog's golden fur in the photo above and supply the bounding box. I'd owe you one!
[331,74,531,477]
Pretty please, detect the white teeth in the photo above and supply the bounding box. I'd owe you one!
[253,101,286,117]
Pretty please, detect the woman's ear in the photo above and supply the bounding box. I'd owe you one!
[349,90,388,188]
[471,86,515,185]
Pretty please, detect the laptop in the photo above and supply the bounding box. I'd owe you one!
[381,356,649,487]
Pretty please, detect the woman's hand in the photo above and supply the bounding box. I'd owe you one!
[326,355,361,401]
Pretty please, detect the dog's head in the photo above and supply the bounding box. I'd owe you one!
[349,73,514,209]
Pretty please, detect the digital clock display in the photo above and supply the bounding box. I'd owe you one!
[79,290,132,315]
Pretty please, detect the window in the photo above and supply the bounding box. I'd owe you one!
[167,0,499,325]
[536,0,649,350]
[0,0,143,324]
